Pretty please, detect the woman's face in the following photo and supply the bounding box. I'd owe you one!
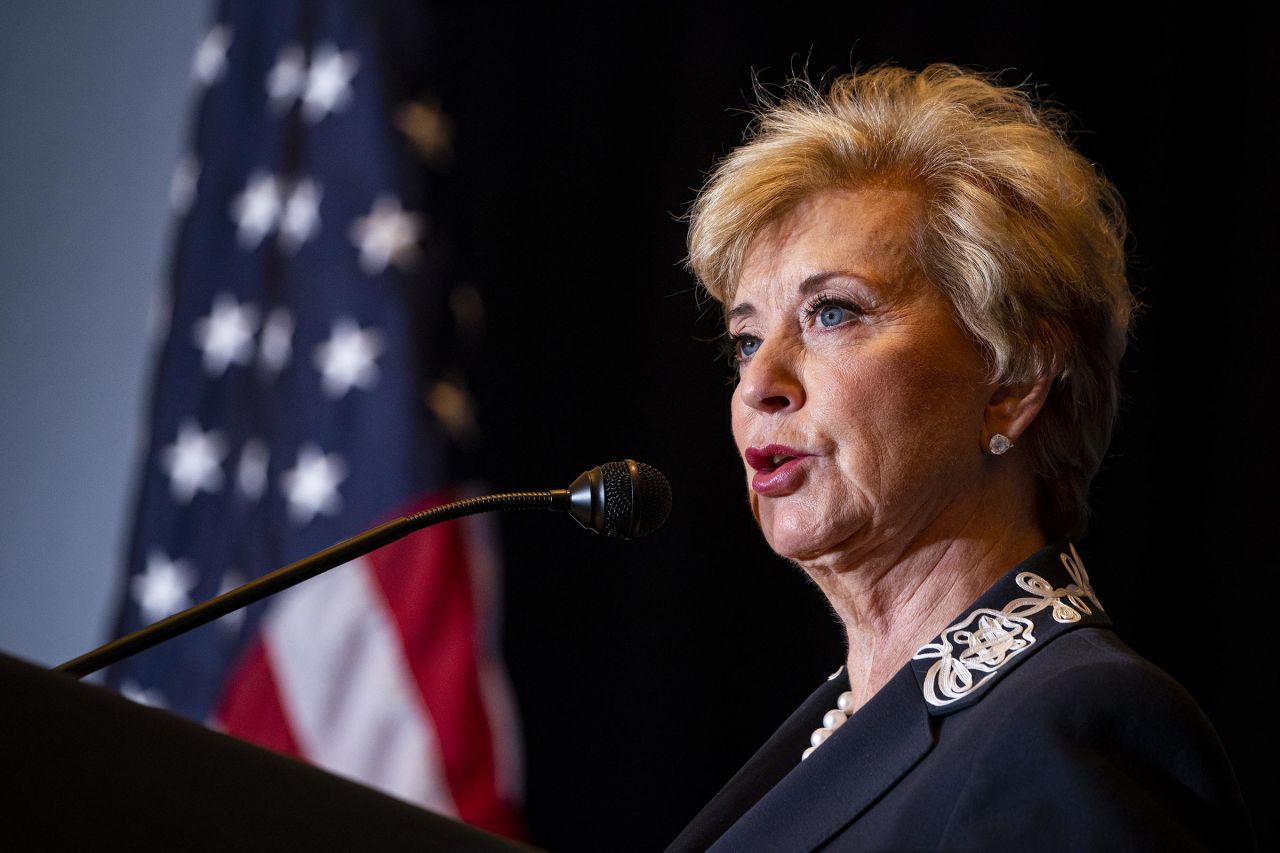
[728,187,995,569]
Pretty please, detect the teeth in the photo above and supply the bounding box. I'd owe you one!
[771,455,791,465]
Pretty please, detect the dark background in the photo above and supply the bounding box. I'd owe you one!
[2,2,1271,850]
[438,3,1277,850]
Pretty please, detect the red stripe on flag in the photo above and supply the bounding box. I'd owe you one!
[214,638,303,758]
[366,491,523,839]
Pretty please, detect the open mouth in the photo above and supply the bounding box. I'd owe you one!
[745,446,808,472]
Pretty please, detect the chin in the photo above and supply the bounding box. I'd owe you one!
[760,504,852,564]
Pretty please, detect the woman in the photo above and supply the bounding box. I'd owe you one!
[668,65,1252,851]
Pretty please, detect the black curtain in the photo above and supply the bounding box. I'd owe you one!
[439,4,1275,849]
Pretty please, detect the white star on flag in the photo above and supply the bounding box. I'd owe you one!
[258,306,294,373]
[192,24,232,86]
[120,680,168,709]
[279,177,322,252]
[193,293,258,376]
[230,172,283,249]
[302,43,358,123]
[170,153,200,214]
[350,195,425,275]
[314,318,385,399]
[236,437,270,501]
[160,419,228,503]
[282,444,347,525]
[132,548,198,622]
[266,44,307,109]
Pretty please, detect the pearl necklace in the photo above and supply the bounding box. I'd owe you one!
[801,689,857,761]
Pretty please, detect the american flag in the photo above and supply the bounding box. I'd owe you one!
[106,1,523,836]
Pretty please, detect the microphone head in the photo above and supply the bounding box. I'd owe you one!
[567,460,672,539]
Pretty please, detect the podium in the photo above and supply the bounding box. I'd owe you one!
[1,652,534,851]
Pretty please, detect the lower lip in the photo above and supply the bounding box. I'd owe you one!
[751,457,811,495]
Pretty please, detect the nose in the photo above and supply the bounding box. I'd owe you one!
[737,337,805,414]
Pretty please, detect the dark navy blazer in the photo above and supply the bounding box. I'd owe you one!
[667,543,1254,852]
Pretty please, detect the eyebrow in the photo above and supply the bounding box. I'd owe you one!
[725,271,863,322]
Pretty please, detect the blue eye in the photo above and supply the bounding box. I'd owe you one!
[818,305,847,327]
[806,295,861,328]
[736,335,761,359]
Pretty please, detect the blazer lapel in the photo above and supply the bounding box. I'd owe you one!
[664,673,847,853]
[708,666,934,853]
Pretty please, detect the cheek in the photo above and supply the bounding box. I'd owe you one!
[911,349,987,437]
[729,388,764,523]
[730,386,750,453]
[824,348,978,484]
[873,361,986,492]
[817,354,898,457]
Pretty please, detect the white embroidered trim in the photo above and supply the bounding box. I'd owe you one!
[912,545,1102,707]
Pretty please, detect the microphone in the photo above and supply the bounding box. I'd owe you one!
[56,461,671,678]
[557,459,672,539]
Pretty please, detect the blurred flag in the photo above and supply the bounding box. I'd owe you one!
[107,0,522,837]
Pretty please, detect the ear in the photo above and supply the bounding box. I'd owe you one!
[982,375,1052,451]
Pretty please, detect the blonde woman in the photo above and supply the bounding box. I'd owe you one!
[668,65,1253,851]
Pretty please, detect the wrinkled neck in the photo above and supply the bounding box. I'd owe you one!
[802,459,1045,713]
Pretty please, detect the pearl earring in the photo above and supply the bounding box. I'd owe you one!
[988,434,1013,455]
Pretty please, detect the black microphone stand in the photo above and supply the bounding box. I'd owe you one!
[56,490,564,679]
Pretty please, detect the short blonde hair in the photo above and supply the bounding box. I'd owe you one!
[688,64,1134,539]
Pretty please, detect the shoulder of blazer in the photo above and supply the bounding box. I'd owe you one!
[931,628,1256,850]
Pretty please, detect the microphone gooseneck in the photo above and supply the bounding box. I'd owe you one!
[56,460,671,678]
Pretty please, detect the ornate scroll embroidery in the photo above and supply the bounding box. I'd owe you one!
[912,545,1102,707]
